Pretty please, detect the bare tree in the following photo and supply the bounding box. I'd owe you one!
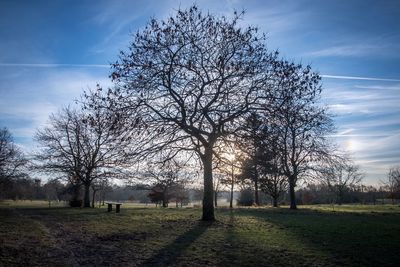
[34,104,133,207]
[382,166,400,204]
[144,159,190,207]
[272,61,334,209]
[95,6,279,220]
[214,143,241,208]
[0,127,28,200]
[323,161,363,205]
[0,127,27,179]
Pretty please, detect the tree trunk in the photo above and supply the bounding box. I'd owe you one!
[289,177,297,210]
[337,190,343,205]
[254,167,259,206]
[214,191,218,207]
[91,189,96,208]
[83,184,91,208]
[202,147,215,221]
[273,197,278,207]
[254,179,259,206]
[230,163,235,208]
[162,190,168,207]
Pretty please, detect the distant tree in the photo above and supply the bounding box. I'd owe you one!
[363,185,378,205]
[88,177,114,208]
[323,161,363,205]
[170,183,190,207]
[236,112,266,205]
[0,127,29,200]
[0,127,27,180]
[259,169,287,207]
[145,159,190,208]
[43,179,65,204]
[92,6,280,220]
[382,166,400,204]
[213,172,225,207]
[271,61,334,209]
[34,104,133,208]
[215,145,241,209]
[237,187,254,206]
[236,116,287,207]
[148,185,166,207]
[97,178,113,206]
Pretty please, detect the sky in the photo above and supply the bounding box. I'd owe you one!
[0,0,399,185]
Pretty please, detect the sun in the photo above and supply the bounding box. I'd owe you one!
[346,138,361,152]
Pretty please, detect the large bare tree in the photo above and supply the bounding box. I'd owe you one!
[34,103,133,207]
[97,6,279,220]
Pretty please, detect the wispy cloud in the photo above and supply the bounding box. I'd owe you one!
[0,68,111,150]
[307,44,381,57]
[336,133,400,184]
[304,34,400,59]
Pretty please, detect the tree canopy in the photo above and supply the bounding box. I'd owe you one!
[91,6,281,220]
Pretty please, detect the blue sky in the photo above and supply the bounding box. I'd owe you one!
[0,0,399,185]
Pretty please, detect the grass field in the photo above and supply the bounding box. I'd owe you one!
[1,201,399,266]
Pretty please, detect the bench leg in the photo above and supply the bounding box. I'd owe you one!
[107,203,112,212]
[116,204,121,213]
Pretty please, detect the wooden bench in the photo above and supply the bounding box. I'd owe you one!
[106,202,122,213]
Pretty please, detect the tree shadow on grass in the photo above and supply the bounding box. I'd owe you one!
[138,220,210,267]
[227,207,400,266]
[217,210,321,266]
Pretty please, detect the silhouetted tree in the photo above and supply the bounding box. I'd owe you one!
[95,6,280,220]
[237,114,287,207]
[236,112,266,205]
[213,172,224,207]
[271,61,334,209]
[215,144,241,208]
[0,127,27,179]
[323,161,363,205]
[259,167,287,207]
[43,179,66,205]
[383,166,400,204]
[237,187,254,206]
[148,186,165,207]
[34,104,133,207]
[144,159,191,207]
[0,127,29,200]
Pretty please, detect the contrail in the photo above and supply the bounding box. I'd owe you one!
[321,75,400,82]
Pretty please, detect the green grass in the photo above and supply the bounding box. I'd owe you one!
[1,201,399,266]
